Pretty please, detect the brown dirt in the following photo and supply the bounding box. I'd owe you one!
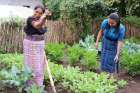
[45,83,71,93]
[116,71,140,93]
[0,87,18,93]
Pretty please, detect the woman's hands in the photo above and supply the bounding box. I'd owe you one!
[44,7,52,16]
[114,41,123,63]
[95,29,103,49]
[95,42,99,49]
[114,55,119,63]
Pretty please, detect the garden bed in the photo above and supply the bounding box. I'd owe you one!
[0,71,140,93]
[0,37,140,93]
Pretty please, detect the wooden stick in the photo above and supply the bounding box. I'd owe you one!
[44,51,57,93]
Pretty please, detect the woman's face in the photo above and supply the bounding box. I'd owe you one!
[109,18,117,27]
[33,8,43,19]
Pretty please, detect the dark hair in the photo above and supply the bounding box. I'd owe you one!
[108,13,120,29]
[34,5,45,13]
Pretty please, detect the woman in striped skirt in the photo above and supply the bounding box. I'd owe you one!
[23,5,51,92]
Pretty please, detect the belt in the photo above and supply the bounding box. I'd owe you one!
[25,35,45,41]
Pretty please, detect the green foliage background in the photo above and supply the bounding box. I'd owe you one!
[42,0,140,39]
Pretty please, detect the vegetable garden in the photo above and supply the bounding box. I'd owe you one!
[0,0,140,93]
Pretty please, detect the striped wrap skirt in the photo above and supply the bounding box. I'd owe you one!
[23,37,45,87]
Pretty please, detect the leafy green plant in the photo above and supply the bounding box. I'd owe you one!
[44,61,65,83]
[130,37,140,44]
[0,65,32,92]
[0,53,23,70]
[45,43,65,62]
[79,35,95,51]
[121,50,140,76]
[124,41,140,53]
[26,84,44,93]
[45,62,118,93]
[81,50,98,70]
[67,44,85,65]
[62,70,117,93]
[125,37,140,44]
[117,80,127,89]
[121,42,140,76]
[79,34,102,53]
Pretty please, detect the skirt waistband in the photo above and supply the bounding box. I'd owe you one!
[25,35,45,41]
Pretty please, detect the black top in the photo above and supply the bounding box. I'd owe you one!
[24,17,47,35]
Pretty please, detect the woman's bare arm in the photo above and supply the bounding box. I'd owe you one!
[32,14,47,29]
[95,29,103,48]
[116,41,123,56]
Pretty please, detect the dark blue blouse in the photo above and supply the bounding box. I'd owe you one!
[24,17,47,35]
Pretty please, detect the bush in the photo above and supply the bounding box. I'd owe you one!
[120,42,140,76]
[125,0,140,16]
[45,43,65,62]
[67,44,85,65]
[81,50,98,70]
[60,0,110,39]
[44,0,62,20]
[124,16,140,28]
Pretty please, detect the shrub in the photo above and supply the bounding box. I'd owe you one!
[42,0,62,20]
[124,16,140,28]
[60,0,110,39]
[125,0,140,16]
[45,43,65,62]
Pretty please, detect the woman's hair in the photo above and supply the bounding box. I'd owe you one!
[108,12,120,29]
[34,5,45,13]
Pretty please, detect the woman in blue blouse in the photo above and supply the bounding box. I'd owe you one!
[95,13,126,73]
